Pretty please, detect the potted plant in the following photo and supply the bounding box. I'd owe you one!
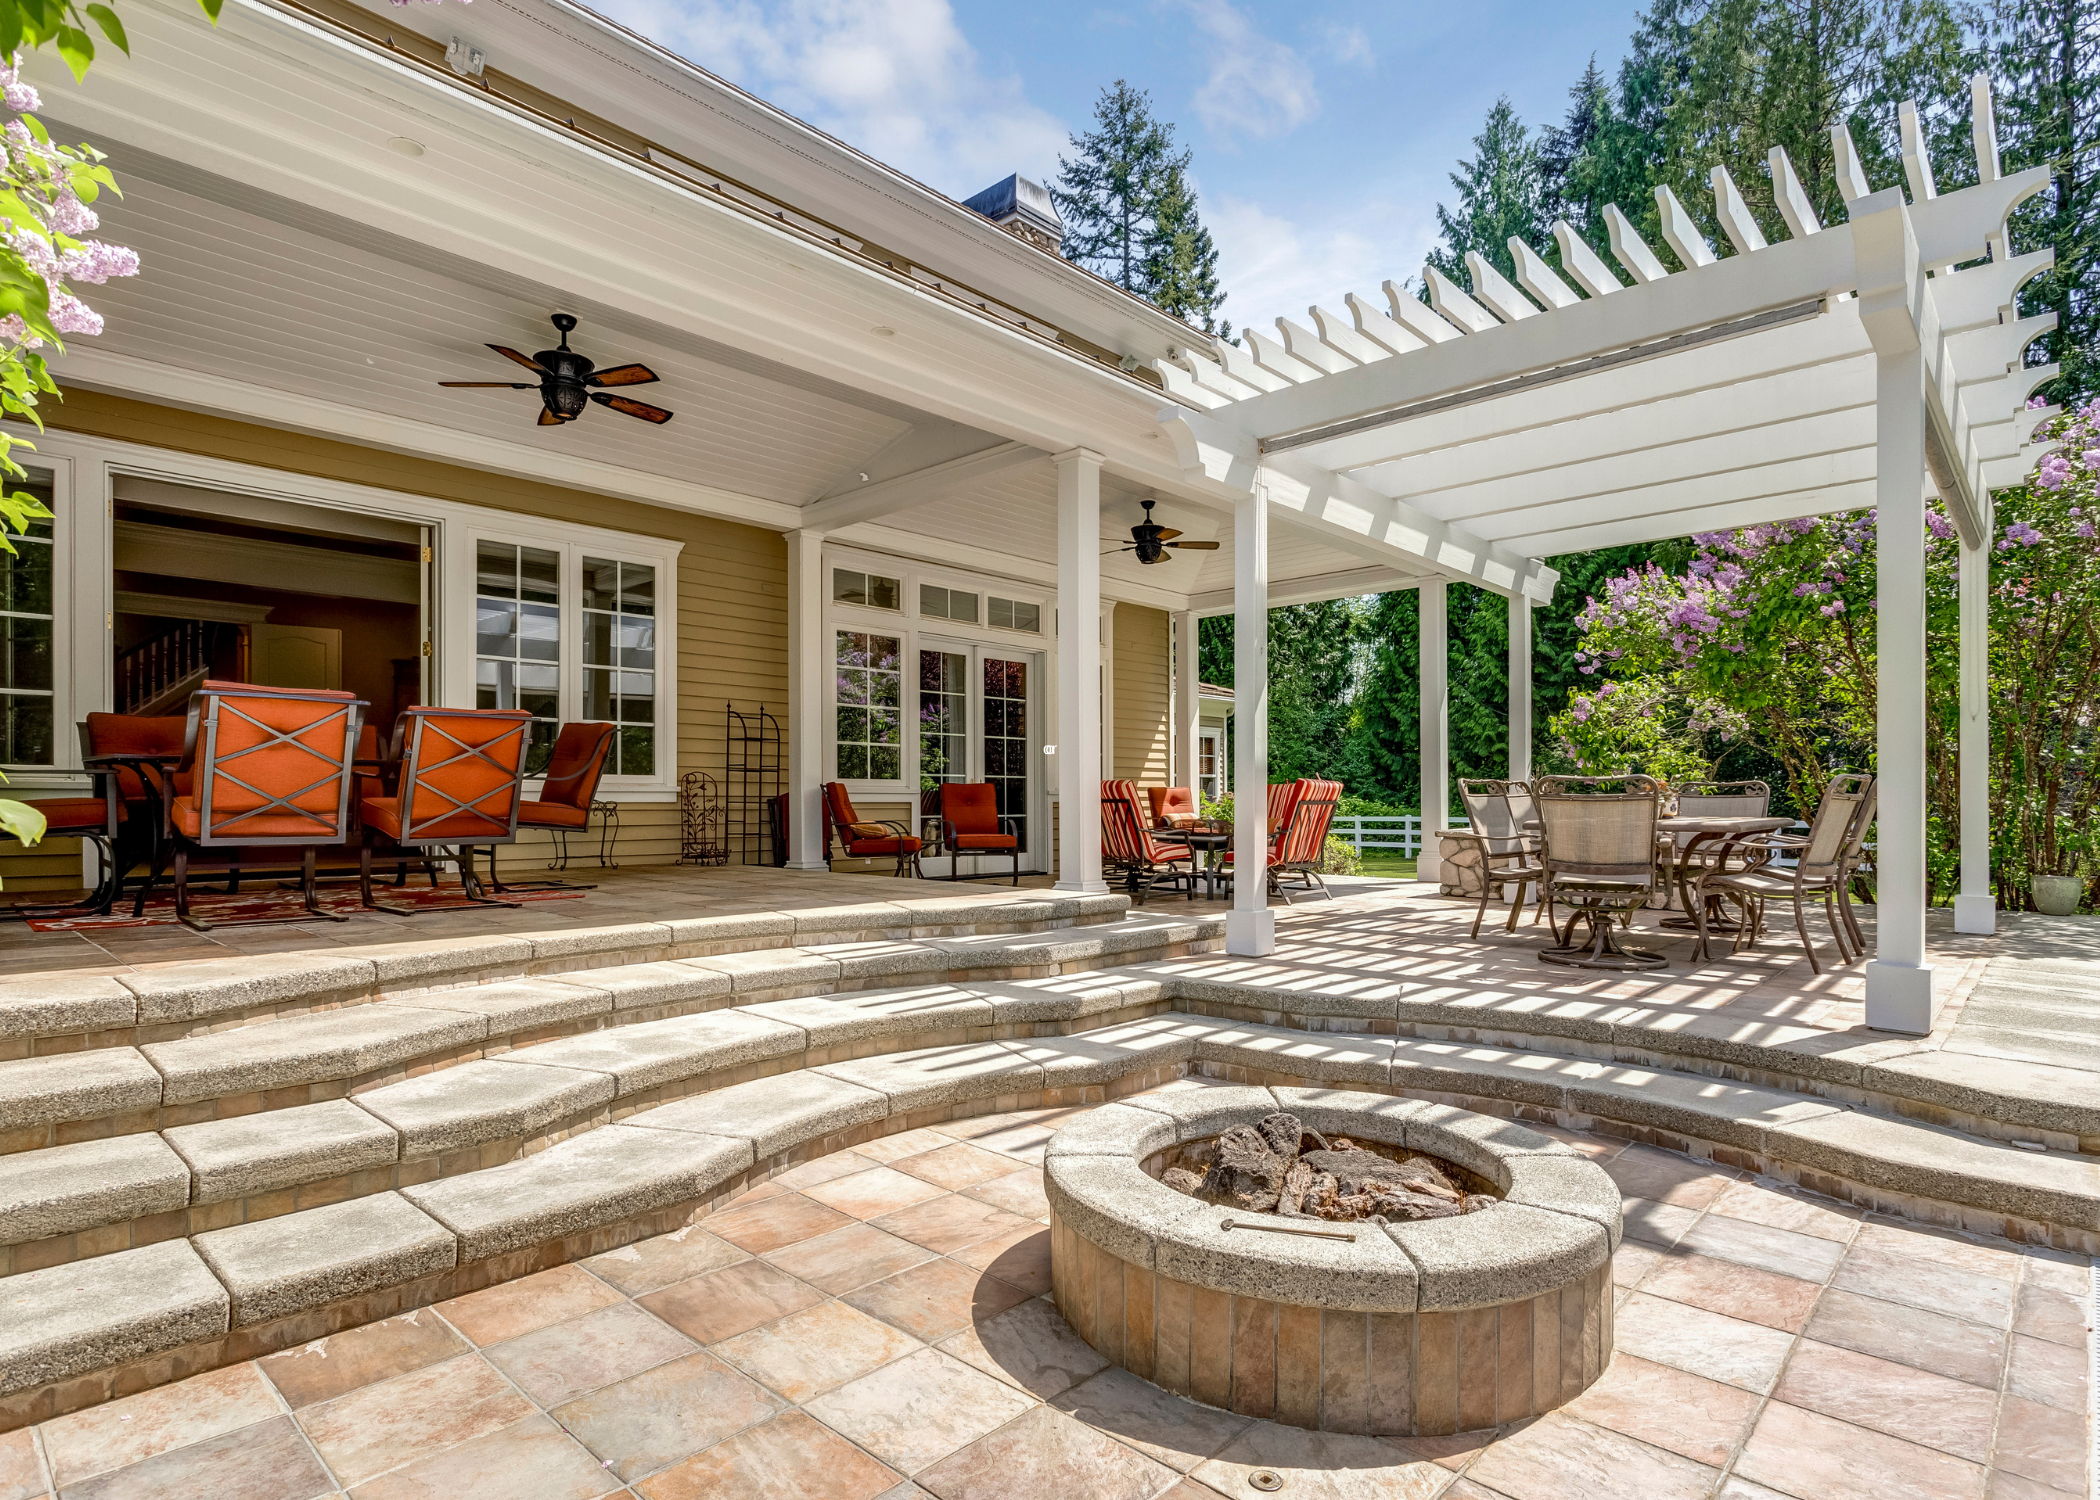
[2031,854,2085,916]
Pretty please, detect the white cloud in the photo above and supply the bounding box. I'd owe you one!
[587,0,1068,198]
[1313,21,1374,69]
[1176,0,1319,144]
[1207,191,1439,335]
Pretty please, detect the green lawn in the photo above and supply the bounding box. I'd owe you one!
[1358,852,1417,880]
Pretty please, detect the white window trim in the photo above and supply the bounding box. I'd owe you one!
[22,428,682,799]
[822,544,1050,870]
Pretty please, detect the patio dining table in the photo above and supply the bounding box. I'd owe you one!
[1655,814,1792,933]
[1152,826,1232,899]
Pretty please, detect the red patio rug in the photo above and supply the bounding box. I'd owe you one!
[15,884,584,931]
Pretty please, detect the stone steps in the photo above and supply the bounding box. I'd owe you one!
[0,891,1133,1058]
[0,913,1218,1155]
[8,1013,2099,1435]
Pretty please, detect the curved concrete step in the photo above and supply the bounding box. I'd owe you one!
[0,890,1135,1057]
[7,1020,2096,1437]
[0,916,1218,1153]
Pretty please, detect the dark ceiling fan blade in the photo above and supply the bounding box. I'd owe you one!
[1167,540,1221,550]
[489,345,551,373]
[440,381,536,388]
[590,392,673,424]
[588,363,660,388]
[537,408,565,426]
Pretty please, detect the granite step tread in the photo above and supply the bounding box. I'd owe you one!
[0,1132,191,1245]
[140,1003,493,1107]
[162,1100,400,1205]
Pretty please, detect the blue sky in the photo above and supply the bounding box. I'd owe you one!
[589,0,1645,332]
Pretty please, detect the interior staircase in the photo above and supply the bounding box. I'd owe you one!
[1,889,2094,1432]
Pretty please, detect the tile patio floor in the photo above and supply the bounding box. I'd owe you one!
[3,1082,2086,1500]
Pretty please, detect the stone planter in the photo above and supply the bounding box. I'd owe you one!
[2032,873,2084,916]
[1042,1087,1620,1436]
[1438,833,1486,898]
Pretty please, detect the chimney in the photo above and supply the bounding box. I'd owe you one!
[962,174,1063,255]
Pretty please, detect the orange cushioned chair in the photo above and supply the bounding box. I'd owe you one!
[359,706,533,911]
[160,682,366,931]
[80,712,187,915]
[494,721,616,893]
[5,773,124,917]
[1147,786,1201,830]
[821,781,921,877]
[937,781,1019,886]
[1101,779,1194,905]
[1269,778,1342,902]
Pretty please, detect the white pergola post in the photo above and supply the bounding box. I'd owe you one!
[1417,580,1449,883]
[784,528,830,871]
[1508,594,1532,782]
[1228,487,1274,954]
[1856,190,1936,1030]
[1054,448,1107,894]
[1173,608,1200,795]
[1954,537,1996,934]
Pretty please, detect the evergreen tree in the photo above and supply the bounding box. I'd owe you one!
[1195,603,1360,786]
[1428,97,1547,287]
[1339,591,1421,806]
[1141,163,1231,336]
[1540,58,1612,232]
[1053,81,1185,294]
[1987,0,2100,401]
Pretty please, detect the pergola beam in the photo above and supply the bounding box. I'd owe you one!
[1185,565,1422,616]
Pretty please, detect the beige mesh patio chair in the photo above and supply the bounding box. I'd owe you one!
[1449,778,1545,938]
[1689,772,1873,972]
[1535,774,1667,970]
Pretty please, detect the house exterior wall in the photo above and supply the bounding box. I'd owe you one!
[0,391,788,887]
[1113,604,1170,785]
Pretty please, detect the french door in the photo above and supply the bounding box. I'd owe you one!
[918,641,1041,875]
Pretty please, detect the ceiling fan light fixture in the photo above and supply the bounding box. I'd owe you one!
[440,315,673,429]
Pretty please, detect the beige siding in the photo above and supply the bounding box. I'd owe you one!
[1113,604,1170,785]
[3,391,788,888]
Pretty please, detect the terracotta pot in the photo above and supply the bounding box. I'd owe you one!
[2031,873,2084,916]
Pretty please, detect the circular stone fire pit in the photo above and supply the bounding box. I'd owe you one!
[1043,1087,1622,1437]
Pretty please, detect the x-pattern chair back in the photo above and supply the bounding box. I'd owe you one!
[394,708,534,846]
[188,687,362,846]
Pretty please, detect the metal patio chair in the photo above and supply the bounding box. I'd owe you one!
[1535,774,1667,970]
[496,719,616,892]
[822,781,922,877]
[1449,777,1546,938]
[358,706,533,911]
[1267,778,1342,902]
[937,781,1021,886]
[1693,772,1874,972]
[1101,779,1195,904]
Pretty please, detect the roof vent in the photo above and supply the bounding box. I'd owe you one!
[963,174,1063,255]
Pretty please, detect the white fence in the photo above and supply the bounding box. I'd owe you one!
[1334,814,1423,858]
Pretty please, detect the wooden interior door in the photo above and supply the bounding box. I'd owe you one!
[250,623,342,690]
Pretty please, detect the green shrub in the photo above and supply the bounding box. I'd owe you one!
[1320,836,1364,875]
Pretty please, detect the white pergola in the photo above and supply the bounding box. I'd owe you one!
[1149,77,2057,1034]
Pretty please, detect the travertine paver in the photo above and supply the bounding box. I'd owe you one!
[3,1088,2086,1499]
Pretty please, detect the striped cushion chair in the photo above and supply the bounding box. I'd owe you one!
[1269,778,1342,902]
[1100,779,1193,905]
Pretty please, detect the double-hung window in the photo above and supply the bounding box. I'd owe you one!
[582,556,656,776]
[475,542,561,774]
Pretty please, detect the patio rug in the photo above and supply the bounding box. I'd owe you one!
[15,884,585,931]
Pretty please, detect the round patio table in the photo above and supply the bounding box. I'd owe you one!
[1153,826,1231,898]
[1656,814,1791,934]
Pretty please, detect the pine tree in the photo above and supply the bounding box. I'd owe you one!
[1053,81,1185,294]
[1987,0,2100,401]
[1141,163,1230,335]
[1540,58,1611,233]
[1428,97,1546,287]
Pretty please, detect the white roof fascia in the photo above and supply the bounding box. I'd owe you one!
[340,0,1202,366]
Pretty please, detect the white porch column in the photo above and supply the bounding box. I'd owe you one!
[1417,580,1449,883]
[1229,487,1275,954]
[1954,536,1996,934]
[1508,593,1532,782]
[1173,608,1200,794]
[784,527,830,870]
[1855,188,1936,1032]
[1054,448,1108,894]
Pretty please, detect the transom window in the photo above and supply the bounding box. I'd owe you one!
[582,556,656,776]
[920,584,978,623]
[835,630,901,779]
[988,596,1040,633]
[833,568,900,610]
[475,541,560,773]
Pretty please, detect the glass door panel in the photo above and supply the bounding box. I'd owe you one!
[983,654,1029,852]
[918,649,968,788]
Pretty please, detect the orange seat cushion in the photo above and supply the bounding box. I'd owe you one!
[845,836,921,856]
[952,833,1017,850]
[84,713,188,803]
[360,797,512,843]
[25,798,117,832]
[518,801,593,830]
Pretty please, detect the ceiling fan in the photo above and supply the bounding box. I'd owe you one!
[439,313,673,427]
[1110,500,1222,564]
